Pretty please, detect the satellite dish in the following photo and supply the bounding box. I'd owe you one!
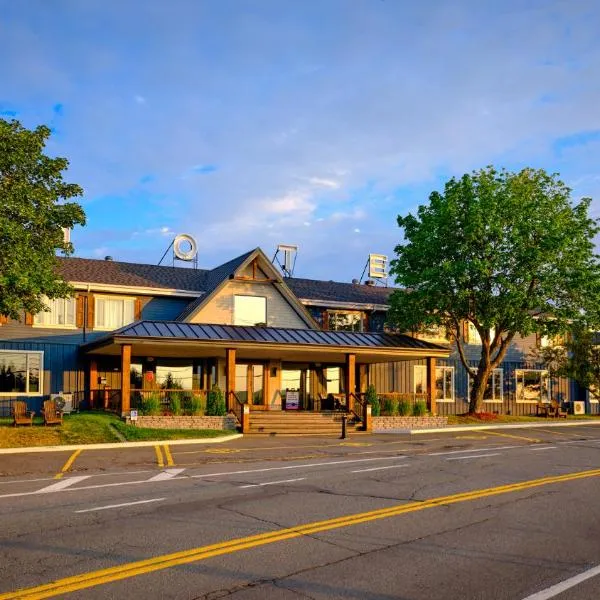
[173,234,198,261]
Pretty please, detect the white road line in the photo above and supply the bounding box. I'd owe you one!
[351,464,411,473]
[428,445,520,456]
[446,453,501,461]
[38,476,91,493]
[0,476,55,485]
[530,446,557,451]
[75,498,165,513]
[521,563,600,600]
[0,470,153,487]
[147,468,185,482]
[240,478,306,489]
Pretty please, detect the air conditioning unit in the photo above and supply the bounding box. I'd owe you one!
[50,392,74,414]
[573,401,585,415]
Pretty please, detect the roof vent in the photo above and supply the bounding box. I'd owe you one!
[104,256,113,261]
[352,278,359,285]
[365,279,375,286]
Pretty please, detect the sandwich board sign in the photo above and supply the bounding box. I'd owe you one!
[285,390,300,410]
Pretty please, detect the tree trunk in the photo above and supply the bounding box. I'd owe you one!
[468,364,493,414]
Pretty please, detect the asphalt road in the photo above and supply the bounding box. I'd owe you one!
[1,425,600,599]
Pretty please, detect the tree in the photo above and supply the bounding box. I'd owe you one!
[0,118,85,320]
[388,166,600,414]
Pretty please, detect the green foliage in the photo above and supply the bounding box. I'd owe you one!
[141,392,161,416]
[388,166,600,413]
[365,384,380,416]
[398,399,412,416]
[382,397,398,416]
[206,385,226,416]
[412,400,428,416]
[188,394,205,416]
[169,391,182,416]
[0,119,86,319]
[161,372,183,390]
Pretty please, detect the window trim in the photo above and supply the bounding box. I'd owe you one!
[515,369,550,404]
[327,310,364,332]
[233,295,267,327]
[32,296,77,329]
[468,368,504,403]
[413,365,427,395]
[435,365,455,403]
[94,294,136,331]
[0,350,44,396]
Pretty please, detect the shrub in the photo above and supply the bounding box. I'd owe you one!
[365,384,380,417]
[398,399,412,416]
[382,397,398,416]
[412,400,428,416]
[169,391,182,416]
[189,394,205,416]
[141,392,161,416]
[206,385,226,416]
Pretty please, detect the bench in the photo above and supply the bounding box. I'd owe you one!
[12,401,34,426]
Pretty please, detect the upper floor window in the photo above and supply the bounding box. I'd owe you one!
[234,295,267,326]
[0,350,42,395]
[95,296,135,330]
[33,296,76,328]
[328,311,363,332]
[515,369,549,403]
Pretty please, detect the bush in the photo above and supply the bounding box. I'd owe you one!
[206,385,226,416]
[365,384,380,417]
[169,391,182,416]
[141,392,161,416]
[189,394,205,416]
[398,399,412,416]
[382,397,398,416]
[412,400,428,416]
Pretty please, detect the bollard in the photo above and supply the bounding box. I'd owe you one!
[340,414,347,439]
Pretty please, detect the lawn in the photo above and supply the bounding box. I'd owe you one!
[447,413,600,425]
[0,411,234,448]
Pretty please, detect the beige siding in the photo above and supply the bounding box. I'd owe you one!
[188,281,309,328]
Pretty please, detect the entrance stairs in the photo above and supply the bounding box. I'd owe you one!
[247,411,363,435]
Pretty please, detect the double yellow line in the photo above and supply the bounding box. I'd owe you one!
[154,444,174,468]
[4,467,600,599]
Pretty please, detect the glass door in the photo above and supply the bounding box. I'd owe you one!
[235,363,266,409]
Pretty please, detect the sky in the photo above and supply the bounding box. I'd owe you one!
[1,0,600,282]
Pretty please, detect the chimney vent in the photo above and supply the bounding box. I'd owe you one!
[352,278,359,285]
[104,256,114,261]
[365,279,375,286]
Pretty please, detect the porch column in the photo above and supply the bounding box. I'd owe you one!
[120,344,132,415]
[358,364,368,394]
[426,357,437,416]
[89,359,98,409]
[345,353,356,413]
[225,348,236,411]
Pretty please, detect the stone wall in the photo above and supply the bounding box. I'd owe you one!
[127,415,238,430]
[372,416,448,431]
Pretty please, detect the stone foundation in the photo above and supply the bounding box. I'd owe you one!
[126,415,237,430]
[372,416,448,431]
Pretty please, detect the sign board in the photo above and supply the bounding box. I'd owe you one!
[130,410,138,421]
[285,390,300,410]
[368,253,388,279]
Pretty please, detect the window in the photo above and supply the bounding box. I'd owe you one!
[156,363,194,390]
[515,370,549,403]
[328,311,363,332]
[468,369,503,403]
[435,366,454,402]
[325,367,341,394]
[414,365,427,395]
[0,351,42,395]
[234,296,267,326]
[33,296,76,327]
[95,296,135,330]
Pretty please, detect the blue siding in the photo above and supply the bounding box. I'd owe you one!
[142,297,192,321]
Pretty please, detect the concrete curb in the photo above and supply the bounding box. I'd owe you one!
[375,420,600,435]
[0,433,243,455]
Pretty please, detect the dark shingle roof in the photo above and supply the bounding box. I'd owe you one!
[284,277,395,306]
[56,257,209,292]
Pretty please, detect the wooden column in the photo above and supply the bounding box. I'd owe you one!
[358,364,368,394]
[225,348,236,411]
[120,344,132,415]
[89,359,98,409]
[426,357,437,416]
[345,354,356,413]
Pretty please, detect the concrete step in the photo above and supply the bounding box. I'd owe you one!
[247,411,362,435]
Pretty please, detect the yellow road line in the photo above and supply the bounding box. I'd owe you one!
[54,450,82,480]
[154,445,164,468]
[484,429,541,443]
[535,428,577,437]
[5,467,600,599]
[163,445,175,467]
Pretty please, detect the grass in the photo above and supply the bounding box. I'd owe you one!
[447,413,600,425]
[0,411,234,448]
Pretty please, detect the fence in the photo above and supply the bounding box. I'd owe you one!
[130,389,208,415]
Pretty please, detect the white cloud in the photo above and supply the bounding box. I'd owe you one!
[134,95,146,104]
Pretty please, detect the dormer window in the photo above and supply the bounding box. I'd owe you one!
[234,295,267,326]
[33,297,76,328]
[327,311,363,332]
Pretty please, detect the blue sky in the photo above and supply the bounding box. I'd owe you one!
[1,0,600,281]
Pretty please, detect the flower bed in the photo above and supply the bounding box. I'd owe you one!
[126,415,237,430]
[372,416,448,431]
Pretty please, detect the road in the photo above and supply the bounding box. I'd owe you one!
[1,424,600,599]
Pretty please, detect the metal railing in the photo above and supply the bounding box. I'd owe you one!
[130,389,207,415]
[227,391,245,426]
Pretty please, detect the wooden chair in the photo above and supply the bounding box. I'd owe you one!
[12,401,34,426]
[42,400,63,426]
[552,400,568,419]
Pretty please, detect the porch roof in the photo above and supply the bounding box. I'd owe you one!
[82,321,450,363]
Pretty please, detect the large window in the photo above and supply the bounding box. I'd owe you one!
[468,369,503,403]
[325,367,342,394]
[515,370,549,403]
[327,311,363,332]
[435,366,454,402]
[414,365,427,395]
[0,351,42,395]
[33,297,76,327]
[234,296,267,326]
[95,296,135,330]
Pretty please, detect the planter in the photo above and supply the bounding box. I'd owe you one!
[125,415,237,430]
[372,416,448,431]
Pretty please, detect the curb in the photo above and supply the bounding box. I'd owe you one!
[375,420,600,435]
[0,433,243,455]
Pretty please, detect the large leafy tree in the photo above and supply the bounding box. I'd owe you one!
[0,119,85,319]
[388,166,600,414]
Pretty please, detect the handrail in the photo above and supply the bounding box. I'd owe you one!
[227,391,245,426]
[349,392,365,423]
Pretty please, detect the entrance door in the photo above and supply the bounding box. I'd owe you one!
[235,363,266,409]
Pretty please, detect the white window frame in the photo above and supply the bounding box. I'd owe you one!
[94,295,136,331]
[468,368,504,403]
[435,366,455,402]
[413,365,427,395]
[0,350,44,396]
[33,296,77,329]
[515,369,550,403]
[327,310,364,332]
[233,295,267,326]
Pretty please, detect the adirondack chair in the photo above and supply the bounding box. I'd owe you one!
[552,400,568,419]
[12,401,34,426]
[42,400,63,426]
